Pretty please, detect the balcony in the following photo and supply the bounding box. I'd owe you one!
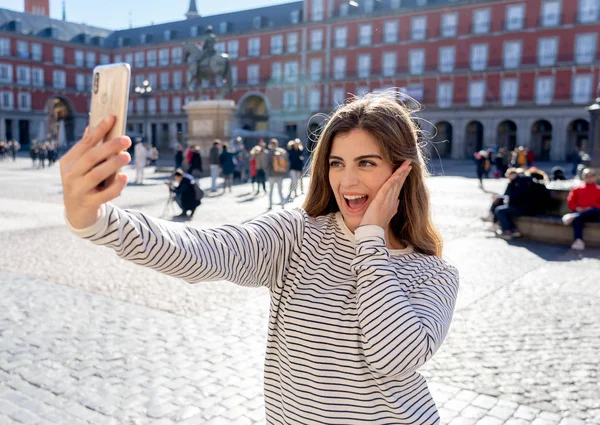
[575,11,600,24]
[537,13,563,28]
[439,25,457,38]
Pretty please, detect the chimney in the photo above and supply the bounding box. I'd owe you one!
[24,0,50,16]
[186,0,200,19]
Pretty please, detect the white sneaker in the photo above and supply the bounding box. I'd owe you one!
[562,213,577,226]
[571,239,585,250]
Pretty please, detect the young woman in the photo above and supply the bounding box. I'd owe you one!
[60,94,459,425]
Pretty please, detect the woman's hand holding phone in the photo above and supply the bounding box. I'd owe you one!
[59,115,131,230]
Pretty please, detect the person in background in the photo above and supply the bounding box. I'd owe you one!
[175,145,184,170]
[209,140,221,192]
[249,146,259,192]
[29,143,38,168]
[513,146,527,168]
[287,139,305,200]
[526,148,535,167]
[188,145,203,178]
[571,148,583,176]
[9,140,20,162]
[562,168,600,250]
[474,150,487,188]
[134,138,148,184]
[550,166,566,181]
[254,140,268,194]
[170,169,201,219]
[150,146,159,166]
[219,142,236,193]
[495,148,506,178]
[266,139,289,210]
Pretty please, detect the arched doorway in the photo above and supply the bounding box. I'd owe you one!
[47,97,75,144]
[237,93,269,131]
[433,121,453,158]
[531,120,552,161]
[497,120,517,151]
[566,119,589,159]
[465,121,484,157]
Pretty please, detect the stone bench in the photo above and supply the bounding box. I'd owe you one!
[514,215,600,247]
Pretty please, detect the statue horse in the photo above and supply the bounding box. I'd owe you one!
[183,42,233,99]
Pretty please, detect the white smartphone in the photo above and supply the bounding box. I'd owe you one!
[89,63,131,189]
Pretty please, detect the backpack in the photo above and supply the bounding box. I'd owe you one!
[272,149,289,173]
[193,182,204,204]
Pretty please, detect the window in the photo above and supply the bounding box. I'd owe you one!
[128,99,133,114]
[284,61,299,82]
[100,54,110,64]
[382,52,396,76]
[473,9,491,34]
[190,26,198,37]
[31,43,42,61]
[76,73,85,91]
[469,80,486,107]
[271,62,282,82]
[390,0,401,8]
[332,88,345,106]
[136,99,144,114]
[159,49,169,66]
[0,38,10,56]
[438,82,453,108]
[573,74,593,103]
[312,0,324,21]
[310,58,321,82]
[135,74,144,88]
[32,68,43,87]
[365,0,375,13]
[125,53,133,65]
[471,44,488,71]
[579,0,599,23]
[411,16,427,41]
[18,92,31,111]
[501,79,519,106]
[219,22,229,34]
[148,98,157,115]
[357,54,371,78]
[359,24,372,46]
[334,27,348,48]
[309,89,320,110]
[215,42,226,55]
[86,52,96,68]
[114,54,122,63]
[75,51,85,67]
[287,33,299,53]
[1,91,14,110]
[173,97,182,113]
[506,4,525,30]
[172,47,183,64]
[248,38,260,57]
[310,30,323,51]
[147,50,157,67]
[575,33,597,64]
[17,41,29,59]
[357,86,369,97]
[135,52,145,67]
[227,41,238,59]
[541,0,561,27]
[283,90,297,110]
[231,66,238,86]
[535,76,554,104]
[503,41,522,69]
[160,97,169,113]
[53,70,66,89]
[0,64,13,83]
[441,13,458,37]
[291,10,301,24]
[53,47,64,64]
[409,49,425,75]
[439,46,455,72]
[173,71,182,89]
[383,21,398,43]
[160,72,169,89]
[247,64,260,85]
[16,66,30,85]
[271,35,283,55]
[86,74,93,90]
[334,56,346,79]
[538,37,558,66]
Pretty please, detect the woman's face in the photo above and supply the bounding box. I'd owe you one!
[329,128,394,233]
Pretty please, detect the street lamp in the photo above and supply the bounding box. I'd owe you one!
[134,80,153,145]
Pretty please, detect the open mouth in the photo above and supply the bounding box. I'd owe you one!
[343,194,369,212]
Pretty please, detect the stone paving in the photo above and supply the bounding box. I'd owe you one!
[0,157,599,424]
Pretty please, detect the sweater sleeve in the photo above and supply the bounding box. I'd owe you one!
[351,226,459,378]
[567,188,578,212]
[66,203,304,289]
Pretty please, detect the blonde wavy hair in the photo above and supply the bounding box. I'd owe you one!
[302,93,443,257]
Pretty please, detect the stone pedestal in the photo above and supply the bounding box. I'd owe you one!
[184,100,236,155]
[586,98,600,181]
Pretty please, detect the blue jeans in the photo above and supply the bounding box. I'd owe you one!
[494,205,523,232]
[572,207,600,240]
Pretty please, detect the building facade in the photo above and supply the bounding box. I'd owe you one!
[0,0,598,159]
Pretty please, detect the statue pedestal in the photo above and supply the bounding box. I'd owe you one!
[184,100,236,156]
[586,101,600,182]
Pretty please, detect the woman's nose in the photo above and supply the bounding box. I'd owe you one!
[341,167,359,186]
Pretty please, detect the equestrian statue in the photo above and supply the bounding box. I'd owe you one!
[184,26,233,99]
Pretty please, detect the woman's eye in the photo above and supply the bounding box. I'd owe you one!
[329,161,342,168]
[359,160,375,167]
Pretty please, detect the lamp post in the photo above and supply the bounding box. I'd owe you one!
[134,80,153,145]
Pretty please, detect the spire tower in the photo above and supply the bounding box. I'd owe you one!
[185,0,200,19]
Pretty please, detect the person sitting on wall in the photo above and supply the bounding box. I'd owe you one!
[170,169,201,219]
[562,168,600,251]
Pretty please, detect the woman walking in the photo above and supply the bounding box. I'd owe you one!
[287,138,305,199]
[219,142,236,193]
[61,95,459,425]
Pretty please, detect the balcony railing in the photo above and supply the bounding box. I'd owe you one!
[537,13,563,28]
[439,25,458,38]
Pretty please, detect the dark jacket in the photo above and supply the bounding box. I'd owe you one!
[220,150,236,176]
[174,175,200,210]
[287,147,305,171]
[507,175,549,215]
[189,151,203,172]
[209,146,220,165]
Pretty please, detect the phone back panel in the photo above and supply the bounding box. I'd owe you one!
[89,63,131,145]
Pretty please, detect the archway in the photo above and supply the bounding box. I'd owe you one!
[465,121,484,157]
[46,96,75,144]
[531,120,552,161]
[433,121,453,158]
[566,119,589,159]
[497,120,517,151]
[237,93,269,131]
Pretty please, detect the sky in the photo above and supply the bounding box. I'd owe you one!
[0,0,296,29]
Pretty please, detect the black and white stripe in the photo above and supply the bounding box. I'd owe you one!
[70,203,459,425]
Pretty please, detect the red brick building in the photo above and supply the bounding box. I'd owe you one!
[0,0,598,159]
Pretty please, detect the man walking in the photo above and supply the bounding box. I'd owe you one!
[266,139,289,210]
[134,138,148,184]
[209,140,221,192]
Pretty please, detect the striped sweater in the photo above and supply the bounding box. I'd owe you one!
[68,203,459,424]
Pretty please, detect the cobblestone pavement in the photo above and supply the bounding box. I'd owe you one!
[0,158,599,424]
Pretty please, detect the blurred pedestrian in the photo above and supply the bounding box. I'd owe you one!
[219,142,236,193]
[175,145,184,169]
[267,139,289,210]
[188,145,203,178]
[287,139,305,199]
[209,140,221,192]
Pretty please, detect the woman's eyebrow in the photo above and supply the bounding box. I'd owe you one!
[328,154,383,161]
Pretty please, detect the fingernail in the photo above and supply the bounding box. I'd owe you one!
[104,115,114,123]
